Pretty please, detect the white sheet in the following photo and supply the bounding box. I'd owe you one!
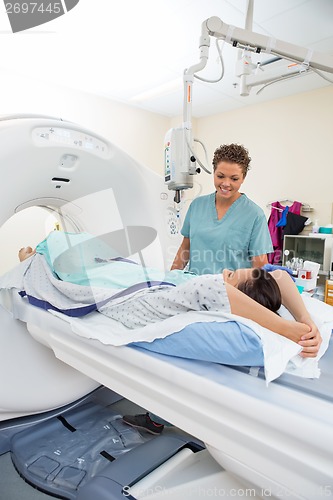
[49,294,332,384]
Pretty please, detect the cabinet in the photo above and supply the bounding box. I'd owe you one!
[325,280,333,306]
[282,234,333,273]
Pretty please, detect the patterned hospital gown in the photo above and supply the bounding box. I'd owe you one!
[100,274,231,329]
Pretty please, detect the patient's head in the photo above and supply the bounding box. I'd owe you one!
[223,267,282,313]
[18,246,36,262]
[237,268,282,313]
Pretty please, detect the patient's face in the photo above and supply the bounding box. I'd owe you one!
[223,268,254,288]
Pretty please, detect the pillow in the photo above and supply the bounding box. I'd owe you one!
[130,320,264,366]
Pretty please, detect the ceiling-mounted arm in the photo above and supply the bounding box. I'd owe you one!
[181,26,211,179]
[183,26,211,126]
[204,16,333,74]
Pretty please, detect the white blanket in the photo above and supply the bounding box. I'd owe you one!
[49,296,332,384]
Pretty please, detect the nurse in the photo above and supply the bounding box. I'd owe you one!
[171,143,273,274]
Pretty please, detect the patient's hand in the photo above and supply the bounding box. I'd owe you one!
[297,320,322,358]
[286,319,322,357]
[18,246,35,262]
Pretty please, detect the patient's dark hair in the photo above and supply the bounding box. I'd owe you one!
[237,268,282,313]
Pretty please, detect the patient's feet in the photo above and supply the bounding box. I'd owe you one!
[122,413,164,435]
[18,246,36,262]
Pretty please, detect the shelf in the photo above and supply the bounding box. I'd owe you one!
[283,234,333,273]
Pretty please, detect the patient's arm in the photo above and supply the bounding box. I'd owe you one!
[269,270,322,357]
[225,281,321,358]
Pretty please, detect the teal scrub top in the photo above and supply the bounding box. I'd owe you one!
[181,193,273,274]
[36,231,195,288]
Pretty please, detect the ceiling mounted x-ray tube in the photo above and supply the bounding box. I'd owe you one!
[164,24,210,201]
[182,25,211,170]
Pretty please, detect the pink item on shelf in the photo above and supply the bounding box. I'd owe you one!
[268,201,302,264]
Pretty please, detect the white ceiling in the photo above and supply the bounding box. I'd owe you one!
[0,0,332,118]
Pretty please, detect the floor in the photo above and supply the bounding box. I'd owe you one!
[0,394,198,500]
[0,452,50,500]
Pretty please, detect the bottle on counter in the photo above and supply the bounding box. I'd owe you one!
[312,219,319,233]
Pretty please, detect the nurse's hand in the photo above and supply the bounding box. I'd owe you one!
[262,264,295,281]
[18,246,35,262]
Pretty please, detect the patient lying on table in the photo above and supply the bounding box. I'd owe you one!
[18,232,321,359]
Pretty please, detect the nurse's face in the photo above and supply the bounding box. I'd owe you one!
[214,161,245,202]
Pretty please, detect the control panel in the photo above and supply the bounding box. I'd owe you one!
[33,127,109,159]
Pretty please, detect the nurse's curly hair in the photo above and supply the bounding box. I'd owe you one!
[212,143,251,177]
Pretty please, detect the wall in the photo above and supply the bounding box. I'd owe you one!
[0,72,169,175]
[196,86,333,230]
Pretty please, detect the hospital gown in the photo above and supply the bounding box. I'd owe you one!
[100,274,230,329]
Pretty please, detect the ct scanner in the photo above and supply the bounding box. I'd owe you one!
[0,113,174,422]
[0,115,332,500]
